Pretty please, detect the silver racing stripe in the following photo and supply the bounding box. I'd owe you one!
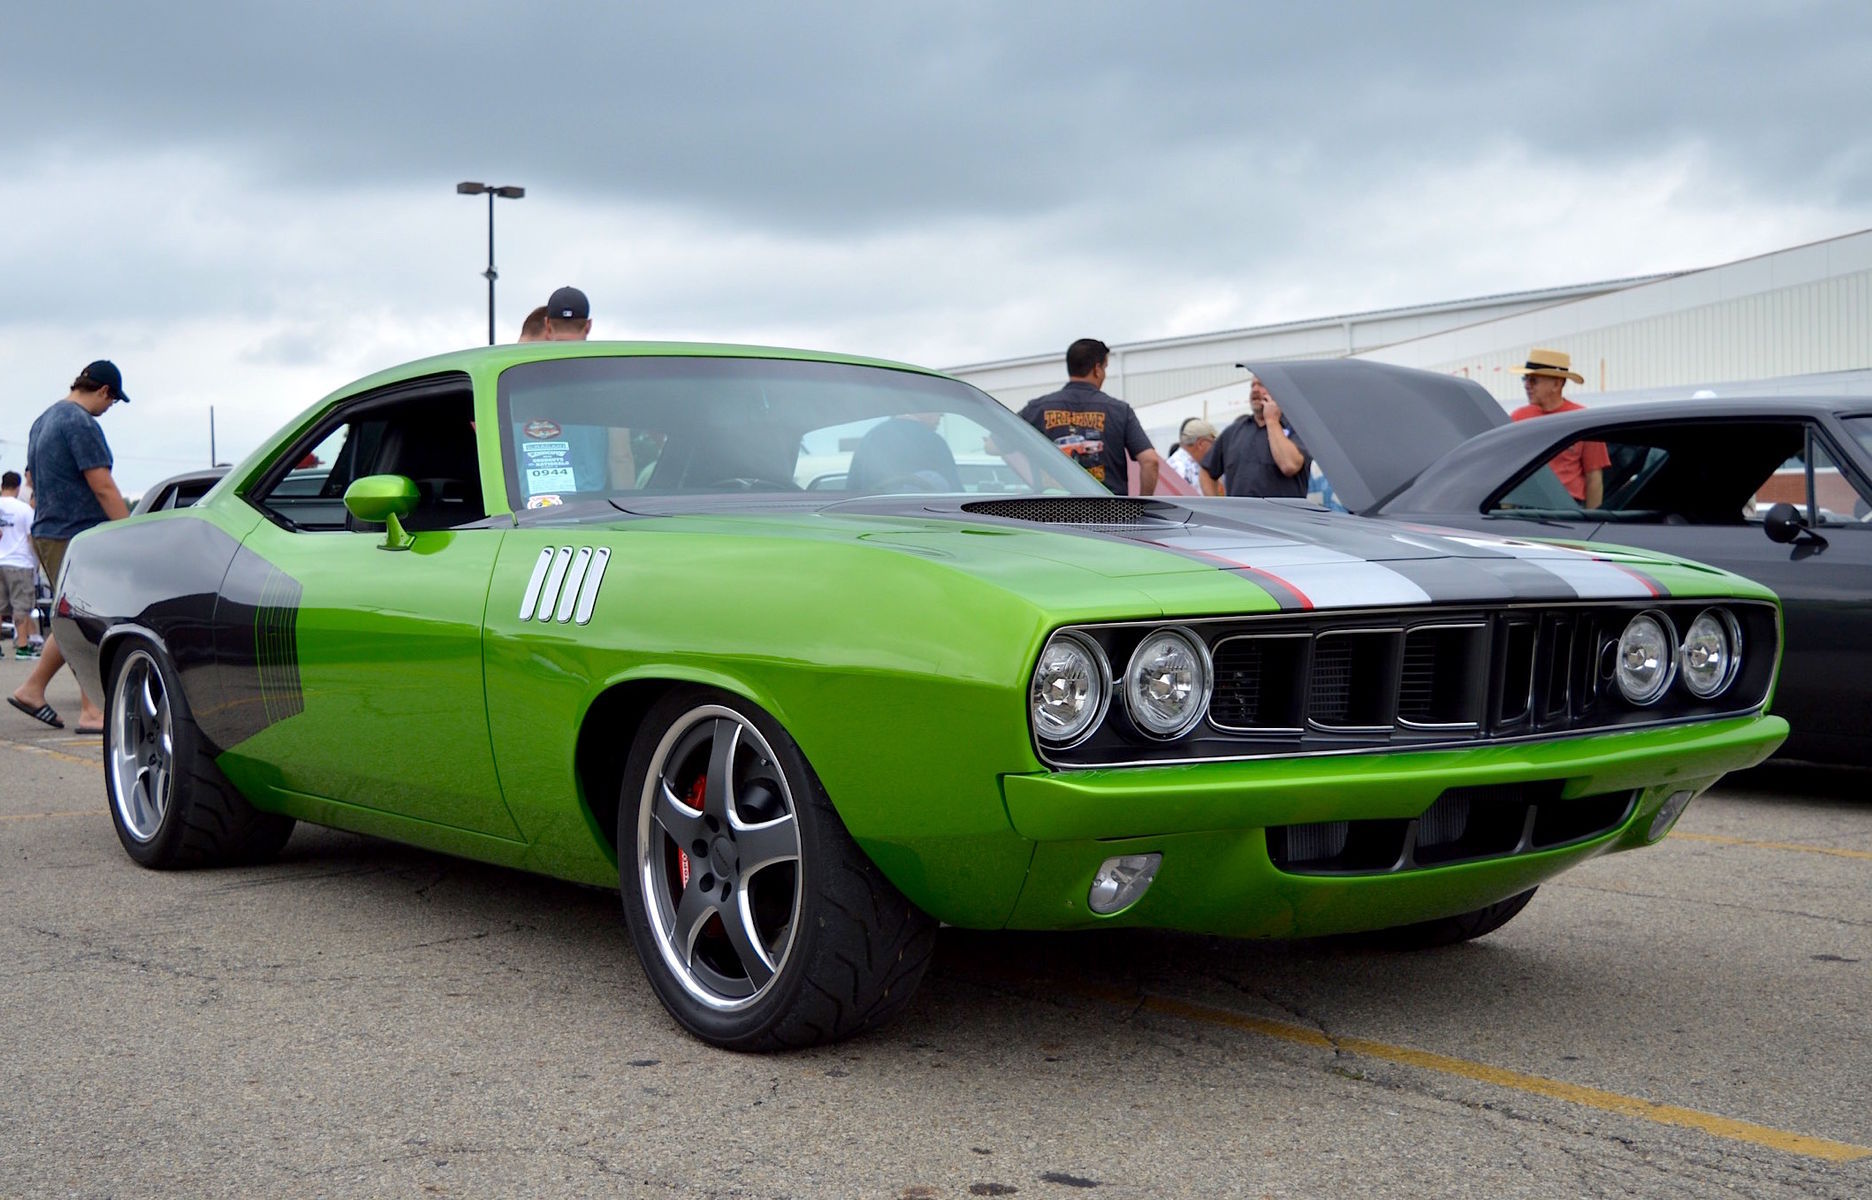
[1143,533,1434,609]
[1435,533,1665,599]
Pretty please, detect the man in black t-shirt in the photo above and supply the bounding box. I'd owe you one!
[1200,377,1311,498]
[1017,338,1161,495]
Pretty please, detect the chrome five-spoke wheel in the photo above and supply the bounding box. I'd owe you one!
[635,703,803,1011]
[109,647,175,844]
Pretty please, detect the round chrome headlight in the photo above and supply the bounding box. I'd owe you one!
[1031,631,1110,746]
[1122,627,1212,739]
[1679,607,1741,699]
[1614,611,1677,706]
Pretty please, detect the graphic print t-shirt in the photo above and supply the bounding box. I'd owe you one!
[0,496,35,569]
[1017,382,1153,495]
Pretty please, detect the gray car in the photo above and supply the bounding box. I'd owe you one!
[1243,360,1872,765]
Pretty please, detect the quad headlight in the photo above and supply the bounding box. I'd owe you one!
[1679,607,1742,699]
[1123,627,1212,739]
[1614,611,1677,706]
[1031,631,1110,746]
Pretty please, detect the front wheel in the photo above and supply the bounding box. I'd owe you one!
[105,641,295,868]
[619,687,936,1050]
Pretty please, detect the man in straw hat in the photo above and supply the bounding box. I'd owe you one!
[1511,347,1608,509]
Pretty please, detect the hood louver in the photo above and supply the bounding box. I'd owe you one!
[960,497,1186,526]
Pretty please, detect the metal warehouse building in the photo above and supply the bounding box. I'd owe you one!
[948,227,1872,451]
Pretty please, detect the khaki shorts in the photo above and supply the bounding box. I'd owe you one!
[30,537,68,593]
[0,565,34,618]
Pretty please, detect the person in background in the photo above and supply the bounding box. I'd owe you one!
[1018,338,1161,495]
[1200,377,1310,498]
[9,362,132,733]
[1166,418,1217,489]
[0,471,43,658]
[1510,347,1608,508]
[543,286,592,340]
[511,287,637,496]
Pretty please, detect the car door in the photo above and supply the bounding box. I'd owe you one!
[217,376,523,839]
[1484,418,1872,760]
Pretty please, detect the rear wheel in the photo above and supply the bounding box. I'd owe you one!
[1344,888,1538,950]
[619,687,936,1050]
[105,642,296,868]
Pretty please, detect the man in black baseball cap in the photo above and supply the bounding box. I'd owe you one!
[9,360,132,733]
[544,286,591,341]
[75,359,130,403]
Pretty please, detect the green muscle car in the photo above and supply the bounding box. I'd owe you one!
[56,343,1787,1049]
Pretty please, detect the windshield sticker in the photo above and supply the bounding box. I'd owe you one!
[521,439,577,494]
[526,494,564,509]
[523,419,562,439]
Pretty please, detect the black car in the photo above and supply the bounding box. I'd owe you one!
[1247,360,1872,765]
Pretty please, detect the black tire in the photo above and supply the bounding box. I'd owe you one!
[618,686,936,1050]
[104,640,296,868]
[1342,887,1539,951]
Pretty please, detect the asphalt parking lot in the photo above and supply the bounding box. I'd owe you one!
[1,655,1867,1200]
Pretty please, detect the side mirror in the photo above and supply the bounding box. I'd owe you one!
[1762,501,1823,547]
[343,474,420,550]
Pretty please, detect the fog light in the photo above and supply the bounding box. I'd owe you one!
[1088,853,1162,915]
[1648,789,1697,841]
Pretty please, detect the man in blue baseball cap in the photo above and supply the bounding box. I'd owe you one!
[9,361,132,734]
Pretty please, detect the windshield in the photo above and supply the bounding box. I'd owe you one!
[497,355,1101,509]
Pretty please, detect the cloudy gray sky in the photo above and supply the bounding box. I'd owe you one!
[4,1,1869,493]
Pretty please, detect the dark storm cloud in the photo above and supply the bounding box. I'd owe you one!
[6,0,1868,237]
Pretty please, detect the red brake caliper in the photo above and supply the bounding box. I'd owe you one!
[676,774,706,889]
[675,774,728,940]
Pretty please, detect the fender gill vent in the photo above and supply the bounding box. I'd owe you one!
[960,497,1181,525]
[519,545,611,624]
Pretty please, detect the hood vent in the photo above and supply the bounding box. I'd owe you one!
[961,497,1183,526]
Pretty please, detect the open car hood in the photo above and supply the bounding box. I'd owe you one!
[1239,360,1509,514]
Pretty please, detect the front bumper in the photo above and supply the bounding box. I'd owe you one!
[997,715,1786,938]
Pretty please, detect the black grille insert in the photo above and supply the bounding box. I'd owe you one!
[1307,630,1398,729]
[1398,624,1487,728]
[1210,634,1308,730]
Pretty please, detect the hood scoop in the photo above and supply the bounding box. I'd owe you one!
[960,497,1190,527]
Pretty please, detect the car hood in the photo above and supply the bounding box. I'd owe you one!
[1239,360,1509,514]
[599,494,1697,613]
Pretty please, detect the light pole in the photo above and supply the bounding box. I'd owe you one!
[456,181,525,345]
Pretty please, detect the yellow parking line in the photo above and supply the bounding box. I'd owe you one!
[0,810,94,822]
[1080,985,1870,1163]
[1672,830,1872,862]
[0,736,100,767]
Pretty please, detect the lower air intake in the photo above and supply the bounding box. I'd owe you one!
[1268,784,1637,876]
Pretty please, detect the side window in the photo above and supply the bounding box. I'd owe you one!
[1807,438,1871,527]
[250,425,364,531]
[1746,431,1871,526]
[1488,435,1627,516]
[248,382,484,532]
